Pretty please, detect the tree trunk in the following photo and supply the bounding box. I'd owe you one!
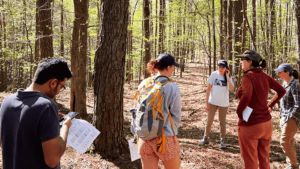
[227,0,233,72]
[34,0,40,75]
[70,0,81,112]
[296,0,300,73]
[233,0,243,76]
[76,0,89,118]
[159,0,165,53]
[220,0,224,59]
[269,0,275,77]
[252,0,256,49]
[223,0,227,59]
[212,0,216,71]
[37,0,53,59]
[60,0,64,58]
[144,0,151,78]
[93,0,129,159]
[207,16,212,76]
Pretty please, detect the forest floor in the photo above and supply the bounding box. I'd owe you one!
[1,62,300,169]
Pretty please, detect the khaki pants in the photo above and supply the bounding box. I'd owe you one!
[204,104,228,140]
[281,118,299,166]
[238,120,273,169]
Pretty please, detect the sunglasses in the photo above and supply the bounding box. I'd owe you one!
[240,58,248,61]
[53,78,66,92]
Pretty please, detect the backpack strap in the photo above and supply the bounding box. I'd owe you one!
[156,111,176,154]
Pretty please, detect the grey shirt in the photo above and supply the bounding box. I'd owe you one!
[0,89,60,169]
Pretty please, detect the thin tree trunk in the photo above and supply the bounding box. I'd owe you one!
[144,0,151,78]
[252,0,256,50]
[296,0,300,73]
[207,16,212,76]
[233,0,243,76]
[34,0,40,75]
[70,0,81,112]
[60,0,64,58]
[37,0,53,59]
[223,0,227,59]
[212,0,216,71]
[227,0,233,72]
[93,0,130,159]
[159,0,165,53]
[220,0,224,59]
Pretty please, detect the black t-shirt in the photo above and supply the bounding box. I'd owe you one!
[0,89,60,169]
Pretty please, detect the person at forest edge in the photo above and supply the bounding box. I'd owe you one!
[138,53,181,169]
[0,58,73,169]
[269,63,300,169]
[198,60,234,149]
[236,50,286,169]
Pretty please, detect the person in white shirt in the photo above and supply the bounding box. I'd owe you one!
[198,60,234,149]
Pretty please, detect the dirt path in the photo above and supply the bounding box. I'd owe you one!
[0,62,299,168]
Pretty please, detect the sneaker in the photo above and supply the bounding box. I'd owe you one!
[198,137,209,146]
[286,163,299,169]
[220,140,226,149]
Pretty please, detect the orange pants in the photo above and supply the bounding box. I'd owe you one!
[238,120,273,169]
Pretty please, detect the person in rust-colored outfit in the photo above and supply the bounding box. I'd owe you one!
[236,50,286,169]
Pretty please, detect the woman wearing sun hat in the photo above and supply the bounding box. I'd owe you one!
[235,50,286,169]
[270,63,300,169]
[198,60,234,149]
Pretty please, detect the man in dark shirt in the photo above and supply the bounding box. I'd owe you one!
[0,58,73,169]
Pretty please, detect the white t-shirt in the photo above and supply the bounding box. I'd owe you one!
[207,71,233,107]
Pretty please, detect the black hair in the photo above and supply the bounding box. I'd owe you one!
[285,69,299,79]
[245,57,267,69]
[33,58,72,85]
[223,66,231,83]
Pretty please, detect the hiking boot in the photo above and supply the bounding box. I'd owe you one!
[220,140,226,149]
[198,137,209,146]
[285,163,299,169]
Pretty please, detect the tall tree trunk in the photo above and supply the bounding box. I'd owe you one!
[252,0,256,49]
[233,0,243,76]
[227,0,233,71]
[93,0,129,159]
[207,16,212,76]
[296,0,300,73]
[60,0,64,58]
[223,0,227,59]
[269,0,275,77]
[155,0,158,58]
[159,0,165,53]
[220,0,224,59]
[70,0,81,112]
[34,0,40,75]
[37,0,53,59]
[144,0,151,78]
[212,0,216,71]
[76,0,89,118]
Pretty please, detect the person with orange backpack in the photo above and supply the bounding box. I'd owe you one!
[130,53,181,169]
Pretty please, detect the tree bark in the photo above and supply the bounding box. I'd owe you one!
[295,0,300,73]
[212,0,216,71]
[220,0,224,60]
[227,0,233,72]
[34,0,40,75]
[70,0,81,112]
[37,0,53,59]
[252,0,256,49]
[233,0,243,76]
[144,0,151,78]
[93,0,129,158]
[60,0,64,58]
[159,0,165,53]
[76,0,89,118]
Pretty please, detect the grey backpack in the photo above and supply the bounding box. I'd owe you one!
[130,76,175,154]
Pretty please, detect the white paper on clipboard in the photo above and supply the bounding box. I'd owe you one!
[242,106,253,122]
[128,139,141,161]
